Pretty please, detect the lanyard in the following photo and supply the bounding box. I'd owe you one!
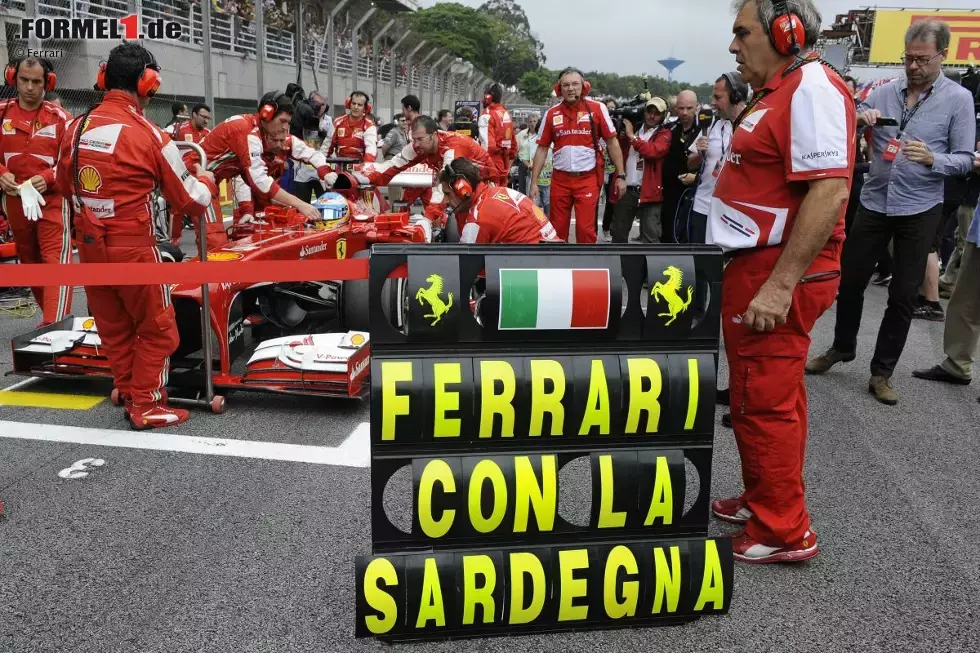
[899,85,933,137]
[732,89,771,132]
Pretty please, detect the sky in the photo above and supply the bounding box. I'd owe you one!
[417,0,980,84]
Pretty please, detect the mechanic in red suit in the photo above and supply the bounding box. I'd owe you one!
[328,91,378,162]
[229,130,307,228]
[707,0,854,563]
[478,83,516,187]
[532,67,627,244]
[439,158,560,244]
[0,57,73,325]
[183,91,334,239]
[165,103,212,244]
[362,115,499,222]
[56,42,218,429]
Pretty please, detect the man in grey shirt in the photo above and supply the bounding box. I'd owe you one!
[807,20,977,405]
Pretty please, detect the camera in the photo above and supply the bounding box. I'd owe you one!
[610,93,649,129]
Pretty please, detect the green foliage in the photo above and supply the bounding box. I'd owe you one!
[408,2,710,104]
[408,2,544,87]
[517,69,555,104]
[585,72,714,104]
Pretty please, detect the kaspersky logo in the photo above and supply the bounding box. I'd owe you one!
[20,14,182,41]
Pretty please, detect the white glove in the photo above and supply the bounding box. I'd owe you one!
[239,213,255,224]
[353,172,371,186]
[322,172,338,188]
[19,181,46,222]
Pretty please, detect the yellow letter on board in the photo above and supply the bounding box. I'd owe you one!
[508,552,546,625]
[529,359,566,436]
[468,460,507,534]
[578,359,610,435]
[693,540,725,612]
[479,361,516,438]
[603,545,639,619]
[363,558,399,634]
[557,549,590,622]
[381,361,413,441]
[643,456,674,526]
[513,455,557,533]
[417,459,456,539]
[415,558,446,628]
[625,358,662,434]
[685,357,699,430]
[433,362,462,438]
[462,555,497,625]
[652,546,681,614]
[597,455,626,529]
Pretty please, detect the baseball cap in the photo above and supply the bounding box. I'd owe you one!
[646,96,667,114]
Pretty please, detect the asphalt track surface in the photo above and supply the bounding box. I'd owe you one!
[3,245,980,651]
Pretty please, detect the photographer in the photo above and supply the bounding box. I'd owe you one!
[609,97,671,243]
[684,72,747,244]
[293,90,332,203]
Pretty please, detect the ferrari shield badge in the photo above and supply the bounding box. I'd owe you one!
[650,265,693,326]
[416,273,453,326]
[336,238,347,259]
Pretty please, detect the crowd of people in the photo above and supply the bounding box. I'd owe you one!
[1,0,978,576]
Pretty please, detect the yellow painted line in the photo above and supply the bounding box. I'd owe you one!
[0,391,106,410]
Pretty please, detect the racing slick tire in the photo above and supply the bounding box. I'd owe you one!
[344,251,403,332]
[157,242,184,263]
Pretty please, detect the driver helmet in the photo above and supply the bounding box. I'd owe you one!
[312,192,351,229]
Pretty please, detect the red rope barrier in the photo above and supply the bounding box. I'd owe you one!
[0,259,370,287]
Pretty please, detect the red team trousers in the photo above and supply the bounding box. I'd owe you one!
[76,219,178,407]
[2,193,73,324]
[549,169,599,244]
[722,241,842,546]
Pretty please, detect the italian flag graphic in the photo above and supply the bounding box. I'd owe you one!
[498,268,611,330]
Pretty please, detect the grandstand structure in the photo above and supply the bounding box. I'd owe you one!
[0,0,518,126]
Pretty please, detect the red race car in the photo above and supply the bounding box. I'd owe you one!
[10,175,423,405]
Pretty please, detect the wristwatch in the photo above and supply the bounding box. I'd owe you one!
[617,173,626,180]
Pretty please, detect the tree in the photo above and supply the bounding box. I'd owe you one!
[518,69,554,104]
[408,2,544,86]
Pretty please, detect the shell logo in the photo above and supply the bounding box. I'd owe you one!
[82,318,96,329]
[79,166,102,193]
[350,333,365,346]
[207,252,243,261]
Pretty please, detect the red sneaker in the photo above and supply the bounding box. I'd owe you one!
[128,404,189,431]
[712,496,754,524]
[732,529,819,564]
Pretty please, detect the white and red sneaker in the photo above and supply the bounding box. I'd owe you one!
[732,529,819,564]
[128,404,189,431]
[712,496,754,524]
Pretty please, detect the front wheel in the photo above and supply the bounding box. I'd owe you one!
[343,251,404,332]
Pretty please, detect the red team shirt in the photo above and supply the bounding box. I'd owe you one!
[460,184,560,244]
[708,60,856,251]
[168,121,210,144]
[0,99,72,189]
[536,99,617,173]
[329,114,378,162]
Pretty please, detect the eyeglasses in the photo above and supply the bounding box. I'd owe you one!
[410,133,432,145]
[901,52,943,67]
[196,113,211,121]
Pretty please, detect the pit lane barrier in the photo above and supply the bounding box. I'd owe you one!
[355,244,733,641]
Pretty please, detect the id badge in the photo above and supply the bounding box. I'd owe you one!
[712,160,723,178]
[882,138,901,162]
[636,159,644,172]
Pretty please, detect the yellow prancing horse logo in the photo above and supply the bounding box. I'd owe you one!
[336,238,347,259]
[416,273,454,326]
[651,265,693,326]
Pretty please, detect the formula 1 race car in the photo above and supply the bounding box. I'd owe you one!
[10,174,427,406]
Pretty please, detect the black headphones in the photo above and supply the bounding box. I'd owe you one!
[721,71,748,104]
